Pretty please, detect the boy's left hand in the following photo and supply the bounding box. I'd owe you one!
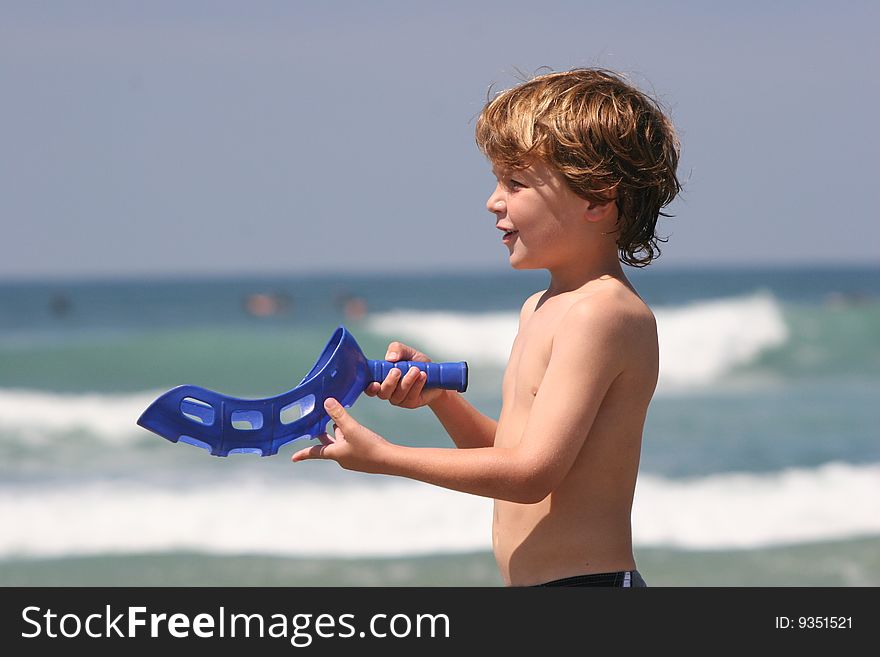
[291,398,391,473]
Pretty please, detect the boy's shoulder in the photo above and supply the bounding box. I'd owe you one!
[553,286,658,382]
[521,280,654,327]
[570,281,655,338]
[522,280,656,355]
[573,280,653,321]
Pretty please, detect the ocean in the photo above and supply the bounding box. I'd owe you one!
[0,265,878,586]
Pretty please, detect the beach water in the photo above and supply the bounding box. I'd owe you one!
[1,266,878,586]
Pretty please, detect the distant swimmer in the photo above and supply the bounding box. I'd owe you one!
[824,291,873,308]
[343,296,368,320]
[49,294,72,318]
[243,292,293,318]
[334,291,368,320]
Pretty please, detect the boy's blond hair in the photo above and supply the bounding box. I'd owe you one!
[475,68,681,267]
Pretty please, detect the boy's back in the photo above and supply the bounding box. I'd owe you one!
[494,279,658,585]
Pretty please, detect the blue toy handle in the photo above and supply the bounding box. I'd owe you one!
[367,360,468,392]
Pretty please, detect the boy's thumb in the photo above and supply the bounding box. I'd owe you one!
[323,397,353,426]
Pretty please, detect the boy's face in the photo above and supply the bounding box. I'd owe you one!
[486,159,594,270]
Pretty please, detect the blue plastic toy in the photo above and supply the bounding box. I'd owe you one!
[136,325,467,457]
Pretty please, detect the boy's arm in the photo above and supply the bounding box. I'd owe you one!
[366,292,541,450]
[428,390,497,449]
[367,345,497,449]
[292,298,629,504]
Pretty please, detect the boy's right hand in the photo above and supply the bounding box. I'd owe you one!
[363,341,446,409]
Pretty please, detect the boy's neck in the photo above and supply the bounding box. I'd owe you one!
[545,248,628,297]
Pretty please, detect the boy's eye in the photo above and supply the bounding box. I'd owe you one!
[508,179,524,190]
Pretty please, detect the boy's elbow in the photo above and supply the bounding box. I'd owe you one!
[509,484,551,505]
[507,462,557,504]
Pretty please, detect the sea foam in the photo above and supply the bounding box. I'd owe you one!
[0,389,157,443]
[366,291,789,388]
[1,462,877,558]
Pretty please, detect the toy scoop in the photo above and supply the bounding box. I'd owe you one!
[136,325,467,457]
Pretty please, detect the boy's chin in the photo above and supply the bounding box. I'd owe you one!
[506,246,544,270]
[508,256,541,271]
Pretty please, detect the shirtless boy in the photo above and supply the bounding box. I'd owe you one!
[293,68,681,587]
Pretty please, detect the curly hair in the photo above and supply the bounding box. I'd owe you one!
[475,68,681,267]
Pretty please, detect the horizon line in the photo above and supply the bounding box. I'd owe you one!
[1,260,878,286]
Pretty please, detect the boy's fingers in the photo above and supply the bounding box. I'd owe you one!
[377,367,402,400]
[385,342,404,361]
[291,443,331,462]
[363,382,381,397]
[390,366,420,404]
[404,370,428,405]
[324,398,356,429]
[386,342,430,363]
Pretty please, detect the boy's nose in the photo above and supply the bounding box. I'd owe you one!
[486,185,505,214]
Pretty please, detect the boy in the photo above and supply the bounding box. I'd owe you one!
[292,68,681,587]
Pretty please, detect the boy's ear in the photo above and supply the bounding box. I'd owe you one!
[584,196,618,223]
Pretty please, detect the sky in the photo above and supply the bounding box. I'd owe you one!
[1,0,878,279]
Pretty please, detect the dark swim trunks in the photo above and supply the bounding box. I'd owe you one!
[536,569,647,587]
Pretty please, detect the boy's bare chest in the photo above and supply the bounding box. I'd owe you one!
[501,308,563,409]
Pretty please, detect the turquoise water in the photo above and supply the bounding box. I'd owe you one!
[3,536,879,586]
[1,265,878,585]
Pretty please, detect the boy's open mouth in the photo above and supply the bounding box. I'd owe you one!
[502,230,518,240]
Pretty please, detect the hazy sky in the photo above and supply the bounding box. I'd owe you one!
[2,1,878,279]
